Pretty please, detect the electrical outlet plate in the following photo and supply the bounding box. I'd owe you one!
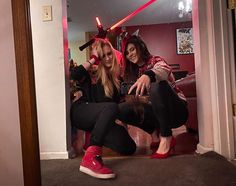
[42,5,52,21]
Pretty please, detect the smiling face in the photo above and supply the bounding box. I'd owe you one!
[101,44,113,68]
[125,43,140,65]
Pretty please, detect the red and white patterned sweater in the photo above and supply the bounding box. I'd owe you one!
[138,55,186,101]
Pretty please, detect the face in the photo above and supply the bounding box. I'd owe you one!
[101,45,113,68]
[125,43,140,64]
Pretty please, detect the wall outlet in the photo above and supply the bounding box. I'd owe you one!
[42,5,52,21]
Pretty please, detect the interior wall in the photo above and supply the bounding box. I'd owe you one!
[69,38,86,65]
[0,0,24,185]
[119,21,195,73]
[30,0,68,159]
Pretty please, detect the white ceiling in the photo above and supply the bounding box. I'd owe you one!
[67,0,192,41]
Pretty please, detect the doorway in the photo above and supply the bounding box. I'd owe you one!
[12,0,236,185]
[67,0,198,157]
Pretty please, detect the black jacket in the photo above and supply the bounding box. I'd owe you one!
[71,65,120,103]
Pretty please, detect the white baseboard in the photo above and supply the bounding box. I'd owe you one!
[40,151,69,160]
[196,143,213,154]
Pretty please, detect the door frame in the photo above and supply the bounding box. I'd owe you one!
[12,0,236,185]
[193,0,235,159]
[11,0,41,185]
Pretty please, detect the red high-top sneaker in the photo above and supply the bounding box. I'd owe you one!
[79,146,115,179]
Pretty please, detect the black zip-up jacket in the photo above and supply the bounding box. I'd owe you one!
[71,65,120,103]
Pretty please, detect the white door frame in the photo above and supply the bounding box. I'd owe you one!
[193,0,235,159]
[228,7,236,158]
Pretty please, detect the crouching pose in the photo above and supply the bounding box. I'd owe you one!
[70,38,136,179]
[119,35,188,159]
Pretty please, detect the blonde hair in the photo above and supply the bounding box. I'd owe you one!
[92,38,120,98]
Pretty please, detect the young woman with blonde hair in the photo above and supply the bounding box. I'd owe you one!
[70,38,135,179]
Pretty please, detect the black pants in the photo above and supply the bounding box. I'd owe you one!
[70,101,136,155]
[118,81,188,137]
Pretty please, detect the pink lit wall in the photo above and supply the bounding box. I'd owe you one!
[118,22,195,73]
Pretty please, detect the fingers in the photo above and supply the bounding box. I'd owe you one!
[73,91,83,102]
[128,82,144,96]
[136,82,147,96]
[128,83,137,95]
[91,47,98,57]
[145,84,150,92]
[128,82,142,95]
[140,85,145,96]
[135,83,142,96]
[128,75,151,96]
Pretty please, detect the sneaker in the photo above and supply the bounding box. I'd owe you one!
[80,155,115,179]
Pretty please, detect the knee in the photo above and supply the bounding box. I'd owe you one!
[150,82,161,101]
[118,102,127,112]
[150,81,169,100]
[118,102,131,120]
[104,102,119,115]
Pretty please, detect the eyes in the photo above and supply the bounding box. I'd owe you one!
[125,45,136,56]
[102,51,112,59]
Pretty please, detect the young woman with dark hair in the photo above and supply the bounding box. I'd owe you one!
[119,35,188,159]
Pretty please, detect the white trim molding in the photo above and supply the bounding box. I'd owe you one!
[196,144,213,154]
[40,151,69,160]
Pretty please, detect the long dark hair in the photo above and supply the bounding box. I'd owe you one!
[123,35,151,82]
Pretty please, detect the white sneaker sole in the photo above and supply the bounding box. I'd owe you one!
[79,166,116,179]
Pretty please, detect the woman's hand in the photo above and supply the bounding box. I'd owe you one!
[82,47,99,69]
[128,74,151,96]
[73,90,83,102]
[91,47,99,58]
[90,47,100,65]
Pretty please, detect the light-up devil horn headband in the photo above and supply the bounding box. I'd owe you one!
[79,0,156,51]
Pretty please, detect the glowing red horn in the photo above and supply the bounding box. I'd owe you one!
[96,17,102,27]
[109,0,156,30]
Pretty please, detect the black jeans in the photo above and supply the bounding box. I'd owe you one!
[118,81,189,137]
[70,101,136,155]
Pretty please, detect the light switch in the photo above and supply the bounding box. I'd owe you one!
[42,5,52,21]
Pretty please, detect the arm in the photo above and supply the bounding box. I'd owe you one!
[128,56,171,96]
[82,47,100,70]
[145,56,171,82]
[81,55,98,70]
[70,48,100,82]
[70,65,90,82]
[128,74,150,96]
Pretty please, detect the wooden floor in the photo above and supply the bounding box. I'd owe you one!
[72,125,199,158]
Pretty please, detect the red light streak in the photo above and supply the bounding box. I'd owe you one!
[96,17,101,26]
[109,0,156,30]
